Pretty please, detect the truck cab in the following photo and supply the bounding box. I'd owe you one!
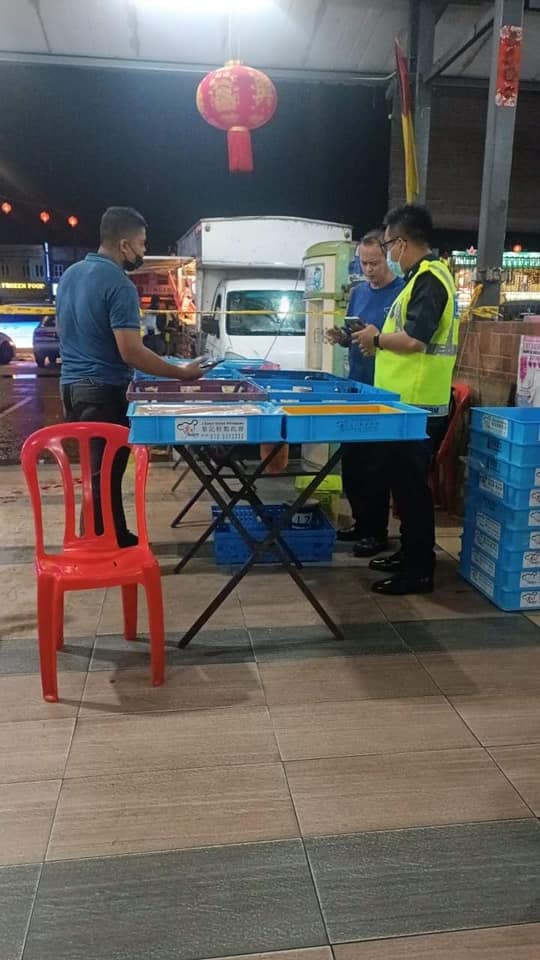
[202,277,306,369]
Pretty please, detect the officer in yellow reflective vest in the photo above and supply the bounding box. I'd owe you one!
[353,204,458,596]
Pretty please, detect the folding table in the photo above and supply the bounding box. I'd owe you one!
[128,398,428,649]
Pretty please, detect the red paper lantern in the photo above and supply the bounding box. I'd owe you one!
[513,243,523,253]
[196,61,277,173]
[40,210,51,224]
[1,202,12,215]
[67,215,79,228]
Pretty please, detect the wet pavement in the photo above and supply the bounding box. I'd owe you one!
[0,361,63,464]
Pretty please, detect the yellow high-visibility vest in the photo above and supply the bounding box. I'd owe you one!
[375,258,458,415]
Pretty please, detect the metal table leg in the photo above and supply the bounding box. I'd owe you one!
[177,446,344,648]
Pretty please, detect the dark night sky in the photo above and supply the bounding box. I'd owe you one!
[0,63,390,252]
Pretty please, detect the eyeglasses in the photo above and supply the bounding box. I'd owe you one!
[380,236,403,251]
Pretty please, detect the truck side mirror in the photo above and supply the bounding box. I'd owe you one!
[201,313,219,336]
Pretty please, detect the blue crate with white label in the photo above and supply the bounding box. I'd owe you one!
[459,556,540,611]
[471,406,540,445]
[211,504,336,565]
[462,522,540,571]
[468,439,540,488]
[128,400,284,445]
[464,490,540,534]
[282,401,428,443]
[465,503,540,550]
[468,429,540,468]
[468,468,540,510]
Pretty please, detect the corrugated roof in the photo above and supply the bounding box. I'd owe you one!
[0,1,538,82]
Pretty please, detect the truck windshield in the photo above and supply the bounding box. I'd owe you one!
[226,290,305,336]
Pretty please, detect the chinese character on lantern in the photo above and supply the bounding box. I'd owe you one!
[196,61,277,173]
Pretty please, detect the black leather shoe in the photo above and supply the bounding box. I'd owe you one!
[337,526,360,542]
[353,537,389,558]
[371,574,434,596]
[369,550,403,573]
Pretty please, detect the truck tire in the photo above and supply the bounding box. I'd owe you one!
[0,342,13,365]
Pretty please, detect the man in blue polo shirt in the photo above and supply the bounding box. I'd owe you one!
[326,231,403,556]
[57,206,203,547]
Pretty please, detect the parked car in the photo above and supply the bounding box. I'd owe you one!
[33,315,60,367]
[0,331,16,365]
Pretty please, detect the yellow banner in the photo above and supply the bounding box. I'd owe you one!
[0,305,55,315]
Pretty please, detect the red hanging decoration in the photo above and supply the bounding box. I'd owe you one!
[39,210,51,224]
[196,61,277,173]
[1,202,12,215]
[67,215,79,228]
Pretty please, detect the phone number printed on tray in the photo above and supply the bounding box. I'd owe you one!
[175,417,248,443]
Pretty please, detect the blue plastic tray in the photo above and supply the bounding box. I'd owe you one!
[464,504,540,550]
[282,401,428,443]
[468,439,540,488]
[464,490,540,533]
[461,544,540,595]
[462,522,540,571]
[468,467,540,510]
[250,369,349,383]
[211,504,336,565]
[471,406,540,445]
[257,379,399,403]
[128,400,284,445]
[469,429,540,468]
[460,557,540,611]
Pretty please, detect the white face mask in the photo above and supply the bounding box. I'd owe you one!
[387,248,404,279]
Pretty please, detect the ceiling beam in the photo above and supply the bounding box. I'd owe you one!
[0,50,395,84]
[424,6,494,82]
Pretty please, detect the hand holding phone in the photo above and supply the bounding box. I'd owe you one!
[194,354,222,370]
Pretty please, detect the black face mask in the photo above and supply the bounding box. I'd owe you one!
[122,243,144,273]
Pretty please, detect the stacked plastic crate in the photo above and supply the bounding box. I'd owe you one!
[460,407,540,611]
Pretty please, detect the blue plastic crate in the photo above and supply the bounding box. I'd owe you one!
[250,369,349,384]
[471,406,540,445]
[462,522,540,571]
[459,556,540,611]
[461,543,540,602]
[211,503,336,565]
[469,429,540,468]
[464,490,540,534]
[468,467,540,510]
[281,401,428,443]
[258,379,399,404]
[128,400,284,445]
[468,438,540,488]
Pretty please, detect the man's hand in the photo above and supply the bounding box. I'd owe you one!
[352,323,379,357]
[325,326,349,347]
[177,360,204,380]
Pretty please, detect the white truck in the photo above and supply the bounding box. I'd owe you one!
[175,216,352,369]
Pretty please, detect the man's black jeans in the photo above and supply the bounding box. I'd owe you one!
[61,380,130,541]
[341,442,390,541]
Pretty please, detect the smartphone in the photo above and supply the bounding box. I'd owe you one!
[194,354,222,370]
[344,317,365,333]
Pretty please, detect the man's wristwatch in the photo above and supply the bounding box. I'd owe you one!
[373,334,382,350]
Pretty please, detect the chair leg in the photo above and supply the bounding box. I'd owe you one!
[37,576,60,703]
[122,584,138,642]
[57,592,65,650]
[143,564,165,687]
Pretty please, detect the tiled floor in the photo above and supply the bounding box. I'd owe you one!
[2,462,540,960]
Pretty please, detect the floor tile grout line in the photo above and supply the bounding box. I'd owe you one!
[18,860,44,960]
[484,745,539,820]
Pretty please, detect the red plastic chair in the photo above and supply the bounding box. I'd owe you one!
[433,381,473,512]
[21,423,165,702]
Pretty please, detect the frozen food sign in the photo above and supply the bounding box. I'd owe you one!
[175,417,247,442]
